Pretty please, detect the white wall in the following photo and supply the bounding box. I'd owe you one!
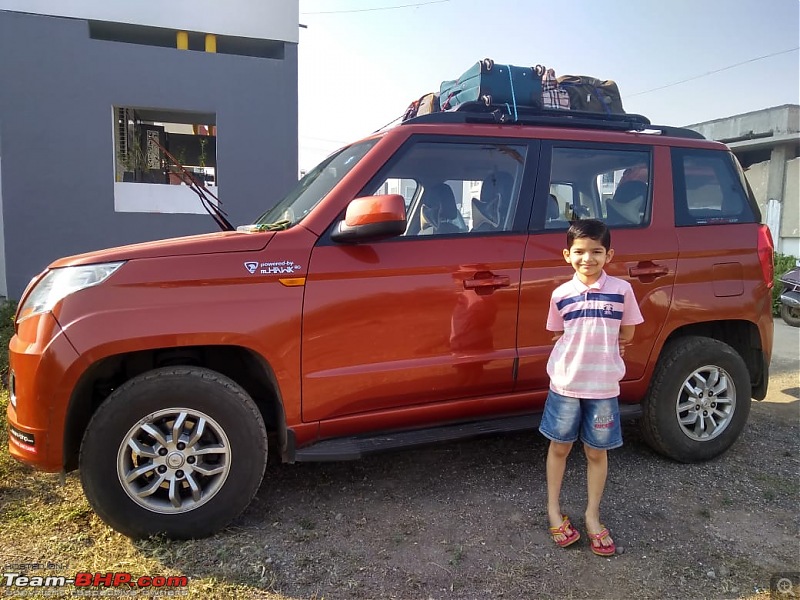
[745,158,800,257]
[782,157,800,257]
[746,161,770,217]
[0,0,299,42]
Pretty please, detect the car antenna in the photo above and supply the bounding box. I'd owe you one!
[148,138,235,232]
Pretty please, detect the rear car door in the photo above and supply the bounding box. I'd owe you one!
[515,140,678,400]
[301,136,537,426]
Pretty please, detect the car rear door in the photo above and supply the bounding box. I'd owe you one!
[515,140,678,402]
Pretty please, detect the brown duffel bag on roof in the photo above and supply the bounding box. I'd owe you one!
[555,75,625,114]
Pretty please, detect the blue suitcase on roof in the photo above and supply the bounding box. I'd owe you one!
[440,58,544,111]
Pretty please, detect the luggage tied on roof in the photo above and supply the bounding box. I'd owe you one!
[400,58,627,122]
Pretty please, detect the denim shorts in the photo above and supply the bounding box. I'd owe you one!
[539,389,623,450]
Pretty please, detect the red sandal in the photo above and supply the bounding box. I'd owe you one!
[587,526,616,556]
[548,515,580,548]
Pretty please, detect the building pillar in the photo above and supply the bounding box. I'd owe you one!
[765,144,788,253]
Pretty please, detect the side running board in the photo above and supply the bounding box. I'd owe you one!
[293,405,642,462]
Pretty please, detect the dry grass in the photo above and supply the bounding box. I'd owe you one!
[0,390,298,600]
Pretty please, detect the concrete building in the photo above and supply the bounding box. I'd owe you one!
[688,105,800,257]
[0,1,300,299]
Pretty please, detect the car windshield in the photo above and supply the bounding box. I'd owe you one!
[253,138,379,230]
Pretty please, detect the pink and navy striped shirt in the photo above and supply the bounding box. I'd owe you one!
[546,271,644,399]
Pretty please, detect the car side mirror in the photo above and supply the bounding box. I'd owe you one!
[330,194,407,243]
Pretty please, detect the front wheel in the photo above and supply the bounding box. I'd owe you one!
[780,304,800,327]
[80,367,268,539]
[640,336,751,463]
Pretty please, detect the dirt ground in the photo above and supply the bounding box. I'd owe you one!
[219,371,798,600]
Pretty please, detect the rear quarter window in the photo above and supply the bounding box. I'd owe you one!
[671,148,758,226]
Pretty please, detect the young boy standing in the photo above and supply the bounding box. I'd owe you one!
[539,219,643,556]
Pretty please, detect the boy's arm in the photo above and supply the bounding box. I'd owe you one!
[619,325,635,356]
[552,331,564,342]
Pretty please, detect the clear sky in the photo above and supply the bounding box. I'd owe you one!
[297,0,800,171]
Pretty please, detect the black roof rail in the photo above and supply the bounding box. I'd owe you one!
[404,102,706,140]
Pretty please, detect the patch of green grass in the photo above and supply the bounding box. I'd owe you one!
[755,472,800,496]
[0,299,16,385]
[448,544,464,566]
[297,516,316,530]
[773,253,798,316]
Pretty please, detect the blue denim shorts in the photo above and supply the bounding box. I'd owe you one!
[539,390,623,450]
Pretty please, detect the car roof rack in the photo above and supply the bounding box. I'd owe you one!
[404,101,705,140]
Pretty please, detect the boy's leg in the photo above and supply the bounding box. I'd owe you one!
[546,440,575,541]
[579,397,622,553]
[584,445,611,539]
[539,390,581,543]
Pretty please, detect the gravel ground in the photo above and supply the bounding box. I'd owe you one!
[183,369,796,599]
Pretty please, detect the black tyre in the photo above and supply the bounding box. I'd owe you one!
[80,366,268,539]
[640,336,751,463]
[780,304,800,327]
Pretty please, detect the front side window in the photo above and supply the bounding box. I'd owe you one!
[546,146,652,229]
[369,141,528,236]
[672,149,758,226]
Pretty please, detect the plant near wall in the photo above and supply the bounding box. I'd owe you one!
[0,300,17,386]
[198,138,208,168]
[120,137,148,181]
[773,253,798,316]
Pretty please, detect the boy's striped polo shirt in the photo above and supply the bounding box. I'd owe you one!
[546,271,644,399]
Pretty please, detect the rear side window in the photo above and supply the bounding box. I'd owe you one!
[546,146,652,229]
[672,149,757,226]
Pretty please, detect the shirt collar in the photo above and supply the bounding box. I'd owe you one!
[571,270,608,293]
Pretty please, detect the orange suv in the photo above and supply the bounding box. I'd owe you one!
[7,105,774,539]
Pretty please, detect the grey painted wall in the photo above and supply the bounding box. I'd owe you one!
[0,10,298,299]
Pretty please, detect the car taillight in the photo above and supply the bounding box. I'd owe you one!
[757,225,774,289]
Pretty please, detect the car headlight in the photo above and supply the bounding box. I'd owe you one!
[17,262,125,322]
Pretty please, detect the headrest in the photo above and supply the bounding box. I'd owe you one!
[421,183,458,229]
[473,172,514,231]
[547,194,560,219]
[426,183,458,220]
[612,180,648,205]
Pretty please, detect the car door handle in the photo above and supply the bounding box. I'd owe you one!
[629,263,669,278]
[464,275,510,290]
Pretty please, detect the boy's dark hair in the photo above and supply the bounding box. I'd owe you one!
[567,219,611,251]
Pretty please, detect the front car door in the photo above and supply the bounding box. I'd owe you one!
[301,136,538,434]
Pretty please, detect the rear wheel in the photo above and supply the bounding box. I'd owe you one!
[640,336,751,463]
[780,304,800,327]
[80,366,268,539]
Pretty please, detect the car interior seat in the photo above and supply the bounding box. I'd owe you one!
[605,180,648,226]
[419,183,462,235]
[472,172,514,232]
[546,193,569,228]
